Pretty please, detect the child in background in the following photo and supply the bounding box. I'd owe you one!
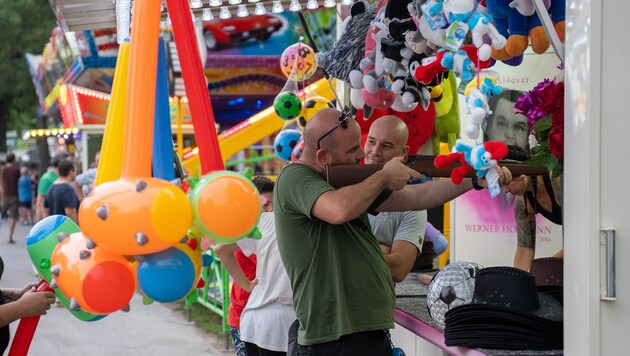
[224,177,274,356]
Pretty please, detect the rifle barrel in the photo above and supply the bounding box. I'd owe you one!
[326,155,549,188]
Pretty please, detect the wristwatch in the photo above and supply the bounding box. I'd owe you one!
[471,177,484,190]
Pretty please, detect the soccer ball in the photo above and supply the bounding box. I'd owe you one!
[426,261,483,329]
[274,129,302,161]
[274,91,303,120]
[296,96,335,131]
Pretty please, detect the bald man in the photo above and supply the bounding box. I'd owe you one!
[365,116,427,283]
[274,108,512,355]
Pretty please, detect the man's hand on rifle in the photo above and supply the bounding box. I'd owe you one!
[382,157,423,191]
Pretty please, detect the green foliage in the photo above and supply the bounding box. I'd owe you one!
[532,116,552,134]
[0,0,57,143]
[526,116,563,178]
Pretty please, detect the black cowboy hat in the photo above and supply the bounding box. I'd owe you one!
[444,266,563,350]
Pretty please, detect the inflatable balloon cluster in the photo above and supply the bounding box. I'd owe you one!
[25,0,264,320]
[274,40,337,162]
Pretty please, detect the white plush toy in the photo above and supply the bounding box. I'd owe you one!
[441,0,507,61]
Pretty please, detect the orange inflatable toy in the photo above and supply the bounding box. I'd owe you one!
[79,178,192,255]
[190,171,262,244]
[50,232,135,314]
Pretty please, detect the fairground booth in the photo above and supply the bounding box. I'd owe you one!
[23,0,627,355]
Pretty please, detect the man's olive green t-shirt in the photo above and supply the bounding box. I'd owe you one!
[274,163,395,346]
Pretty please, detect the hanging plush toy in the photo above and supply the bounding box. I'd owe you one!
[427,0,506,60]
[348,4,391,115]
[316,1,375,83]
[431,71,460,155]
[391,53,431,109]
[486,0,565,60]
[434,141,508,184]
[414,44,491,85]
[463,76,503,139]
[380,0,418,77]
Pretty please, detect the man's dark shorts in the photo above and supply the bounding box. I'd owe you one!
[2,197,19,219]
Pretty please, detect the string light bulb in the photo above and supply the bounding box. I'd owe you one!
[237,4,249,16]
[306,0,319,9]
[190,0,203,8]
[341,0,352,5]
[228,0,242,4]
[323,0,336,7]
[272,0,284,13]
[209,0,222,7]
[289,0,302,11]
[254,2,266,14]
[219,6,232,18]
[202,8,214,20]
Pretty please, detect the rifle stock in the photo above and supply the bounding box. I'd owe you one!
[326,155,549,189]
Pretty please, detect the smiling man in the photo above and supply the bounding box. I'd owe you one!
[364,115,427,283]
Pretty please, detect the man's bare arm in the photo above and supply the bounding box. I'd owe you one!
[381,240,419,283]
[312,158,421,224]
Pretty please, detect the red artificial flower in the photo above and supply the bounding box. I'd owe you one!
[548,129,564,159]
[551,108,564,127]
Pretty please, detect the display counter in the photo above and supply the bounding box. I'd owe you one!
[391,273,563,356]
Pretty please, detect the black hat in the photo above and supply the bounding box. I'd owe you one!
[446,266,562,321]
[530,257,564,305]
[444,267,563,350]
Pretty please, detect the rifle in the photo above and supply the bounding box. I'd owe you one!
[326,155,549,189]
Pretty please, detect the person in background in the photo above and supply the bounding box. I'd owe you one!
[1,153,21,244]
[504,146,563,271]
[73,150,99,200]
[36,153,70,222]
[216,177,295,356]
[43,160,80,224]
[274,108,512,355]
[216,176,275,356]
[363,116,427,283]
[18,167,34,225]
[0,256,56,354]
[364,116,450,283]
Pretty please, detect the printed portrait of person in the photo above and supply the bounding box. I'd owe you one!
[483,89,530,151]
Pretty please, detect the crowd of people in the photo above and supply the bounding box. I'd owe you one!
[0,149,99,352]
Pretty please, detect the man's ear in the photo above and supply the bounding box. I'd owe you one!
[403,145,410,157]
[316,149,329,166]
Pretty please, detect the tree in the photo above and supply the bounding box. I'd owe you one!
[0,0,57,152]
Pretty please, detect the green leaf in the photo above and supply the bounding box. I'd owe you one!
[533,117,553,132]
[551,159,564,178]
[531,145,546,155]
[525,151,553,167]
